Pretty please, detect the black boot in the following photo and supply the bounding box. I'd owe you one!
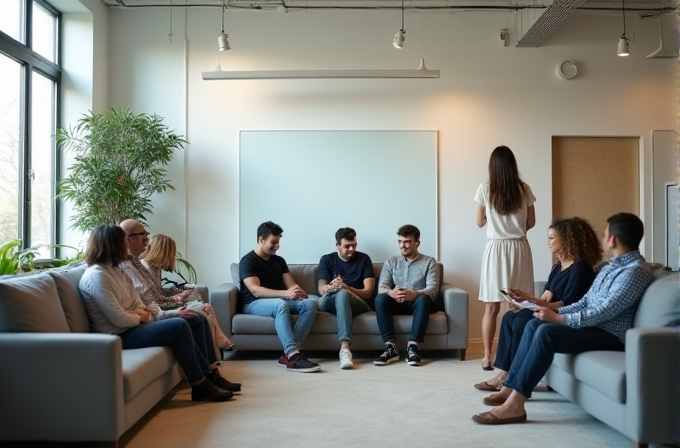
[191,379,233,402]
[207,368,242,393]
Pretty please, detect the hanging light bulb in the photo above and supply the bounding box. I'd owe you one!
[393,29,406,49]
[617,0,629,56]
[219,1,231,51]
[393,0,406,49]
[617,36,629,56]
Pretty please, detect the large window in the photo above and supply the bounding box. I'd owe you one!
[0,0,59,256]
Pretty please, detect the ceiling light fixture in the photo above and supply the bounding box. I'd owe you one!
[218,1,231,52]
[617,0,629,56]
[393,0,406,49]
[202,58,440,80]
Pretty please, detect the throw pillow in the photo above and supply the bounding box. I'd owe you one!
[0,274,70,332]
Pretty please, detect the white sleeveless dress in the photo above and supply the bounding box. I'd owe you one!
[474,182,536,303]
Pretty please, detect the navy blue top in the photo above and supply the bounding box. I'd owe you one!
[238,250,290,308]
[544,259,595,306]
[317,251,375,298]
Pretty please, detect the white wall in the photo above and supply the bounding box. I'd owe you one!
[58,0,109,250]
[66,6,676,339]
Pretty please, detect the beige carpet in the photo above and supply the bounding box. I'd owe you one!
[119,350,632,448]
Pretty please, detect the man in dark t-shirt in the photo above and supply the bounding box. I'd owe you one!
[238,221,320,373]
[317,227,375,370]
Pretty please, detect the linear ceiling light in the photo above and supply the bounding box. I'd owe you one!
[393,0,406,49]
[202,58,439,80]
[617,0,629,56]
[218,1,231,51]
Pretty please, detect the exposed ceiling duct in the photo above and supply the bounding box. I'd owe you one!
[516,0,589,47]
[646,12,679,59]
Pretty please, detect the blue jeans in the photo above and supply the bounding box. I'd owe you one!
[319,290,370,343]
[118,318,207,384]
[494,309,534,371]
[183,313,218,366]
[374,293,435,344]
[504,318,625,398]
[243,298,319,356]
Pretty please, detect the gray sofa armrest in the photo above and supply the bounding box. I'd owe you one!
[625,327,680,445]
[441,282,468,350]
[535,281,547,298]
[211,283,239,338]
[0,332,125,442]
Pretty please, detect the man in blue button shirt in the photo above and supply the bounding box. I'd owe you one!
[472,212,654,425]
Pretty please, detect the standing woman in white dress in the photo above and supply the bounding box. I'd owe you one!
[475,145,536,371]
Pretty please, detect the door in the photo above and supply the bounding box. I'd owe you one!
[552,136,639,259]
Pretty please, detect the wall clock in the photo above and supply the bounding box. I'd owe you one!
[557,60,578,79]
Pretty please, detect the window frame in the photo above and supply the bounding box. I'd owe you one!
[0,0,61,253]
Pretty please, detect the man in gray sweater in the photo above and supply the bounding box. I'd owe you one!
[374,224,440,367]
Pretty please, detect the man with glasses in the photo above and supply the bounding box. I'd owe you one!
[118,219,241,393]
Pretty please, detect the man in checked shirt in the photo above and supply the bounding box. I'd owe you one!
[472,212,654,425]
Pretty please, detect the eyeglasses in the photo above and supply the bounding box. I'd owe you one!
[127,231,150,238]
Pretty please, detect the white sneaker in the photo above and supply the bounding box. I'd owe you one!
[339,348,354,369]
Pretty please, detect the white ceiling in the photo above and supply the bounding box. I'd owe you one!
[95,0,677,47]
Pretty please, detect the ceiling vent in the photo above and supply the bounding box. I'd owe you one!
[647,12,679,59]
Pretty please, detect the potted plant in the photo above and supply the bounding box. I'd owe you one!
[0,239,84,276]
[56,108,186,232]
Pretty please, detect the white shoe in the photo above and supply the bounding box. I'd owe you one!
[339,348,354,369]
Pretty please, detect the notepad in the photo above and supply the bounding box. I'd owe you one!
[500,290,538,310]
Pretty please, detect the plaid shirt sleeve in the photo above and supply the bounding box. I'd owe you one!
[561,263,651,329]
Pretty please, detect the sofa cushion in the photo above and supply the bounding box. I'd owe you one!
[232,310,449,335]
[351,311,448,334]
[552,351,626,403]
[633,270,680,328]
[230,263,240,289]
[288,265,320,296]
[121,346,176,401]
[47,266,91,333]
[0,274,70,332]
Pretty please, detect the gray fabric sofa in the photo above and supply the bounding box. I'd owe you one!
[540,269,680,448]
[211,262,469,358]
[0,264,207,446]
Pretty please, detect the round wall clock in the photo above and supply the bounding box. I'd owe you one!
[557,60,578,79]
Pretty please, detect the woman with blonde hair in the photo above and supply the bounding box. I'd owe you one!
[475,145,536,370]
[141,234,234,358]
[474,216,602,391]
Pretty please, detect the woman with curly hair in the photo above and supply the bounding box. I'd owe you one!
[474,216,602,391]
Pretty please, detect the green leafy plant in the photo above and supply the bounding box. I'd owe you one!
[56,108,186,232]
[159,252,198,288]
[0,240,84,275]
[176,252,197,284]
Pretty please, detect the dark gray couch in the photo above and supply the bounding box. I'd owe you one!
[0,265,208,446]
[211,262,469,358]
[541,269,680,448]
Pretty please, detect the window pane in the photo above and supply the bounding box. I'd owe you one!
[0,54,22,244]
[32,2,56,63]
[0,0,25,44]
[30,70,55,257]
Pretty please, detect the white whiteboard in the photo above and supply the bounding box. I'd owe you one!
[239,131,438,264]
[667,183,679,270]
